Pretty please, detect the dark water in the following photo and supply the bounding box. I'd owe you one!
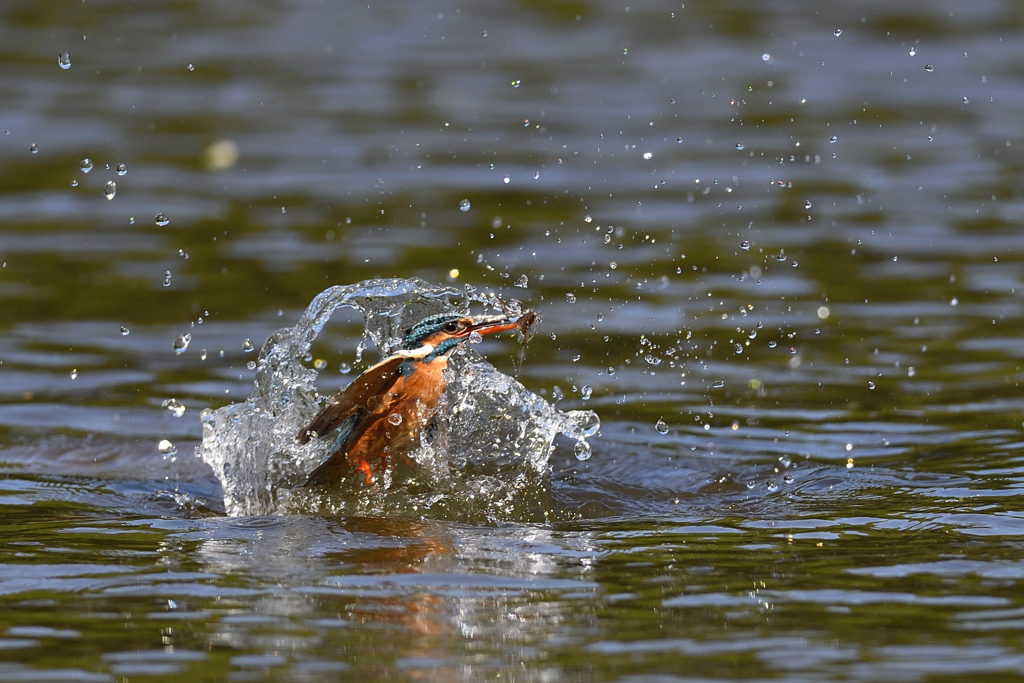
[3,0,1024,680]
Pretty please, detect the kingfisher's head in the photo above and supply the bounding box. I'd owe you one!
[401,312,519,359]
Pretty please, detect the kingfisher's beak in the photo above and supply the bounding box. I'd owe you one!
[463,315,520,337]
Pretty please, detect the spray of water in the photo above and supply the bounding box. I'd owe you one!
[196,278,599,521]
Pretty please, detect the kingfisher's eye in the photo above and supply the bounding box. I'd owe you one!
[443,321,460,333]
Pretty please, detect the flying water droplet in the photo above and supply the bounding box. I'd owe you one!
[740,240,750,250]
[58,51,71,69]
[187,63,194,71]
[242,339,255,353]
[161,398,186,417]
[566,293,577,303]
[173,333,191,354]
[924,64,934,72]
[158,439,177,458]
[71,180,78,187]
[514,274,528,288]
[116,163,127,176]
[103,181,116,200]
[655,419,669,434]
[459,198,471,212]
[468,330,484,345]
[580,385,592,400]
[712,380,725,388]
[573,439,592,460]
[29,143,37,154]
[804,200,812,209]
[339,362,351,375]
[735,143,744,150]
[829,135,838,143]
[834,28,843,37]
[867,381,876,390]
[154,213,170,227]
[387,413,403,426]
[909,47,917,56]
[120,326,129,336]
[80,158,93,173]
[162,271,172,287]
[69,368,78,380]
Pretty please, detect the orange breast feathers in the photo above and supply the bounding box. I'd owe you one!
[343,356,450,470]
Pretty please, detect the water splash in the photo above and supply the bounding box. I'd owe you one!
[196,278,599,521]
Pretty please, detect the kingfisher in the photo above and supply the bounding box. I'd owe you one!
[296,311,525,488]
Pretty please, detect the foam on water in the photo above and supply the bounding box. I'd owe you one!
[196,278,599,521]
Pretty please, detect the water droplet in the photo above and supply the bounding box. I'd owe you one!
[339,362,352,375]
[162,270,172,287]
[173,333,191,354]
[867,381,876,390]
[584,215,593,223]
[566,293,577,303]
[804,200,812,209]
[712,380,725,388]
[58,51,71,69]
[834,28,843,37]
[116,163,127,176]
[503,176,510,184]
[103,181,116,200]
[154,213,170,227]
[514,274,529,288]
[762,53,770,61]
[199,349,207,361]
[70,180,78,187]
[242,339,255,353]
[907,366,916,377]
[644,354,661,366]
[606,367,615,376]
[909,47,917,56]
[735,143,744,150]
[655,419,669,434]
[120,326,129,336]
[459,198,471,212]
[829,135,838,143]
[533,171,540,180]
[246,360,256,370]
[80,158,93,173]
[161,398,186,417]
[187,63,194,71]
[963,96,969,104]
[387,413,403,426]
[69,368,78,380]
[552,385,564,401]
[740,240,750,250]
[313,359,327,370]
[924,64,934,72]
[950,297,958,307]
[603,234,612,244]
[609,261,617,270]
[468,330,483,345]
[735,343,744,354]
[158,439,177,458]
[768,340,778,348]
[580,385,592,400]
[511,79,521,88]
[29,143,37,154]
[573,439,592,460]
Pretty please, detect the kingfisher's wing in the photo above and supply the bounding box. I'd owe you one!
[295,355,405,444]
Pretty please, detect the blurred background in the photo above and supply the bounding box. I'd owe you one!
[2,0,1024,680]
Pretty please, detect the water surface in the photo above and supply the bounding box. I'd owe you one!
[2,0,1024,680]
